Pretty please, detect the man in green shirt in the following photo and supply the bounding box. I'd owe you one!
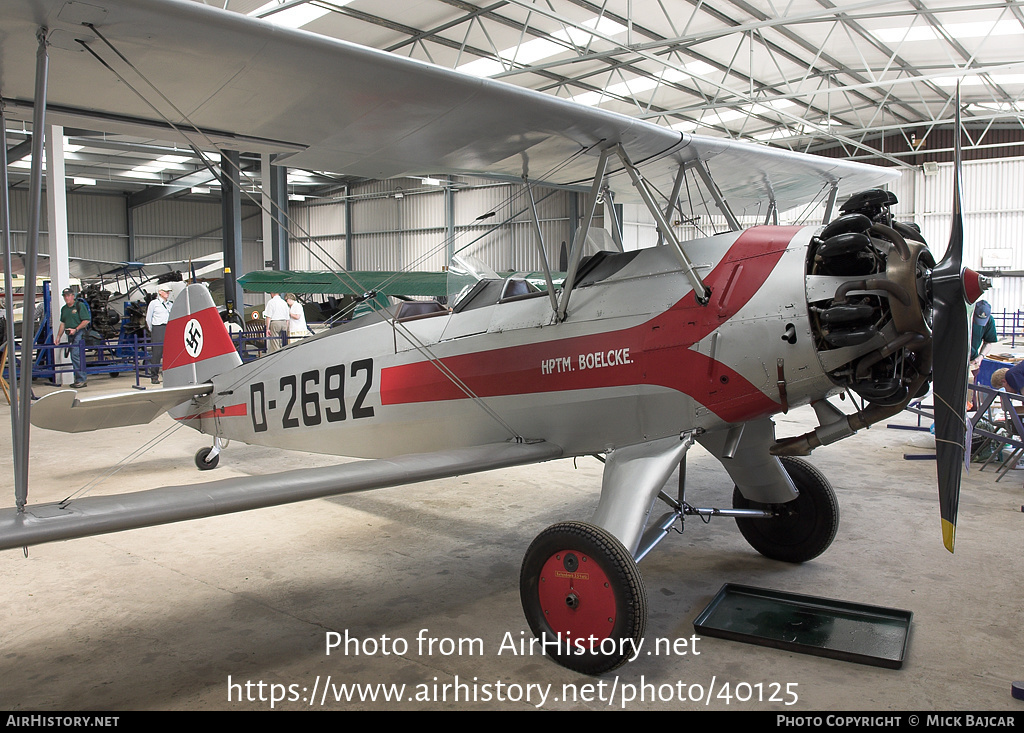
[56,287,91,387]
[971,299,998,381]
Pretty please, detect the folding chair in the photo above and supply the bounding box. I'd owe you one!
[992,392,1024,482]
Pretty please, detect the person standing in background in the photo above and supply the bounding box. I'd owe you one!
[285,293,311,340]
[264,292,289,353]
[146,284,173,384]
[56,287,91,388]
[970,299,998,381]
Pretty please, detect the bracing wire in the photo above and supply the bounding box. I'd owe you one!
[60,420,187,503]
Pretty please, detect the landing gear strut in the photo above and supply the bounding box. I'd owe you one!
[520,447,839,674]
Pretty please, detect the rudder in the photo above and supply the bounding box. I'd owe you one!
[163,284,242,388]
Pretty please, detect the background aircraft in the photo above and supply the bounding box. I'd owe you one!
[0,0,984,674]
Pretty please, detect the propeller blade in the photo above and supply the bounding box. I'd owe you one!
[930,267,967,553]
[929,85,975,552]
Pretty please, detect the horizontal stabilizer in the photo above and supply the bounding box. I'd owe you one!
[0,441,563,551]
[30,384,214,433]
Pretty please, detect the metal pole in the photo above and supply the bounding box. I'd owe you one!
[16,28,49,512]
[220,150,243,315]
[444,178,454,264]
[1,101,21,478]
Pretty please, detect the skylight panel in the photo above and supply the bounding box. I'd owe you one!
[671,98,797,133]
[932,74,1024,87]
[123,168,162,180]
[126,154,194,179]
[873,19,1020,44]
[569,63,713,107]
[457,16,627,78]
[249,1,348,30]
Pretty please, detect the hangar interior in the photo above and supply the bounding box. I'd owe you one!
[2,0,1024,711]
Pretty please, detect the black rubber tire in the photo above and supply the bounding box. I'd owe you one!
[732,456,839,563]
[195,447,219,471]
[520,521,646,675]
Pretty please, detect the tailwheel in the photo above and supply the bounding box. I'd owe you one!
[520,521,646,675]
[194,446,219,471]
[732,456,839,563]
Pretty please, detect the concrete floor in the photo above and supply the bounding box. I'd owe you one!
[1,373,1022,711]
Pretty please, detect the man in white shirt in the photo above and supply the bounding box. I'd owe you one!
[264,292,289,353]
[146,284,173,384]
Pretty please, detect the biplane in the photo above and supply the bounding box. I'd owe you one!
[0,0,985,674]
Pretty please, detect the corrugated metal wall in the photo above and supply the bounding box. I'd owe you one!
[6,188,262,293]
[900,157,1024,316]
[5,189,128,260]
[287,195,347,271]
[132,198,262,276]
[284,176,575,281]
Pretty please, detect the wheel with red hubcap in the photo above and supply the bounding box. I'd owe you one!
[520,521,647,675]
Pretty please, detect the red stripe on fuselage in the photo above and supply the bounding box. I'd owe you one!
[174,403,248,422]
[380,227,800,422]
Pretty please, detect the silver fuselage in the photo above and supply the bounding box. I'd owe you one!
[179,227,835,458]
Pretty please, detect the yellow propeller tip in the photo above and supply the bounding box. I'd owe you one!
[942,519,956,553]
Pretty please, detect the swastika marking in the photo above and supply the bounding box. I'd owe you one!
[184,318,204,358]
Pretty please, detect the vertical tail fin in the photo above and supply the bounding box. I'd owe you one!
[163,284,242,388]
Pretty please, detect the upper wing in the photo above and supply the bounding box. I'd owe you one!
[1,0,896,212]
[6,251,221,281]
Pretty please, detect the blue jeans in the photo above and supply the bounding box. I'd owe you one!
[69,329,87,383]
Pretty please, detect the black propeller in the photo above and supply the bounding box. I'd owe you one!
[929,89,990,552]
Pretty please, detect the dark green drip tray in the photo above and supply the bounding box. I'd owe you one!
[693,584,912,669]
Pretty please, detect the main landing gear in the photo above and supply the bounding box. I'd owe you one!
[733,456,840,563]
[518,450,839,675]
[520,522,646,675]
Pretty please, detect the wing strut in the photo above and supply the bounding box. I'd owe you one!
[557,147,610,322]
[1,104,19,477]
[822,182,840,224]
[12,27,51,514]
[614,145,711,304]
[523,177,560,315]
[600,185,625,252]
[692,160,741,232]
[657,163,688,247]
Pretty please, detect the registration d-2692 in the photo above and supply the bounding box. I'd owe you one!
[249,359,375,433]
